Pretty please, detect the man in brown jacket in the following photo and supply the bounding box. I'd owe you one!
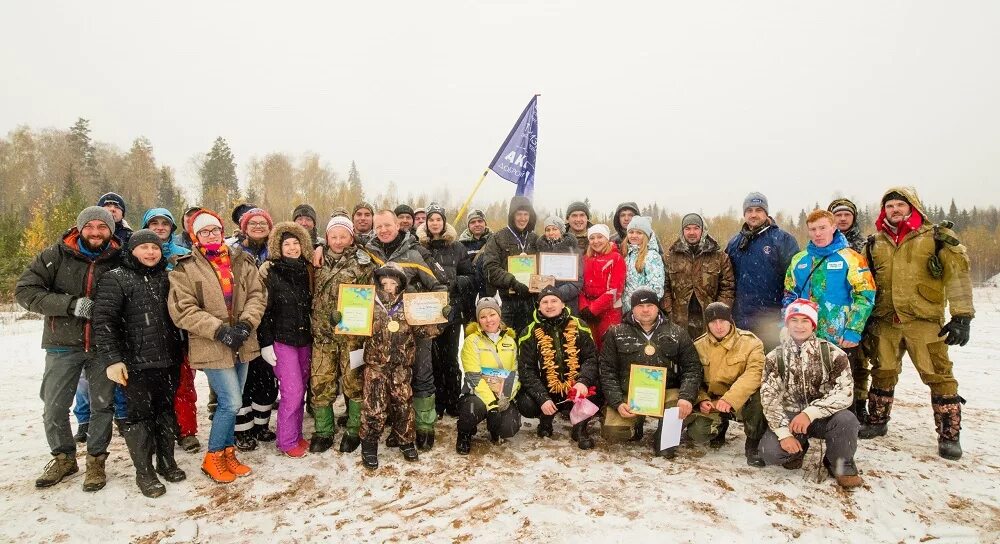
[859,187,974,460]
[662,213,736,340]
[691,302,767,467]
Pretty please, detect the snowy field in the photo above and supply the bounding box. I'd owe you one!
[1,292,999,544]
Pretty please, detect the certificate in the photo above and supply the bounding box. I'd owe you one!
[626,364,667,417]
[528,274,556,293]
[402,291,449,325]
[507,254,537,286]
[539,252,579,281]
[335,284,375,336]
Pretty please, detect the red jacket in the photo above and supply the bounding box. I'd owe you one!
[580,244,626,349]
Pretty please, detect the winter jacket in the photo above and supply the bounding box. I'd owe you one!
[580,244,626,350]
[477,196,539,296]
[517,308,599,406]
[536,234,583,314]
[693,326,765,411]
[599,312,702,409]
[761,336,853,440]
[114,220,133,246]
[142,208,190,270]
[312,246,374,346]
[168,212,267,370]
[661,234,735,331]
[725,220,800,331]
[363,290,440,369]
[364,232,446,294]
[610,202,640,245]
[258,222,314,348]
[15,229,122,351]
[868,186,975,323]
[92,250,183,370]
[417,223,475,322]
[231,237,269,266]
[459,227,495,318]
[782,231,876,344]
[623,242,665,313]
[461,322,520,409]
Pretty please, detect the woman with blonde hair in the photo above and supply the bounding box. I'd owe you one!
[622,216,664,313]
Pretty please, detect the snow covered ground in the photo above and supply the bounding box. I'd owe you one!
[1,292,999,544]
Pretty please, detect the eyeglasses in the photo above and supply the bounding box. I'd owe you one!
[197,227,223,237]
[246,221,270,228]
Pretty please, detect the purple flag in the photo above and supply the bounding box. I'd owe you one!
[488,95,538,197]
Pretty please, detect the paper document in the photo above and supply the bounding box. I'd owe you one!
[659,407,683,450]
[349,349,365,370]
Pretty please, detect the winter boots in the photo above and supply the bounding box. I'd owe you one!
[416,431,435,451]
[177,435,201,453]
[74,423,89,444]
[536,415,554,438]
[153,413,186,483]
[34,453,79,488]
[851,399,868,424]
[311,405,336,453]
[414,396,437,451]
[122,422,166,498]
[201,451,235,484]
[235,430,258,452]
[400,443,419,462]
[745,437,765,467]
[338,400,363,453]
[255,424,276,443]
[310,435,335,453]
[82,453,108,492]
[858,387,894,439]
[932,395,964,460]
[823,456,864,489]
[456,432,473,455]
[572,420,594,450]
[361,440,379,469]
[223,446,251,477]
[710,416,730,449]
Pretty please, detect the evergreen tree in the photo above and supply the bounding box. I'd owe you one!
[199,137,239,213]
[347,160,364,204]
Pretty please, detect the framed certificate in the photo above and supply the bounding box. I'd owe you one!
[335,284,376,336]
[539,252,579,281]
[507,254,537,285]
[528,274,556,293]
[402,292,449,325]
[626,364,667,417]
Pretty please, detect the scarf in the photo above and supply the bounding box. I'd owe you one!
[737,221,772,251]
[200,243,235,313]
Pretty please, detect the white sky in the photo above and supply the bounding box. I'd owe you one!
[2,1,998,217]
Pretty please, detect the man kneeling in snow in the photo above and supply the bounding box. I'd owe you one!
[759,299,864,489]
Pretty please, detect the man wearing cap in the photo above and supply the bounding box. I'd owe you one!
[458,209,495,317]
[599,288,702,458]
[827,198,867,254]
[565,201,592,252]
[394,204,416,236]
[292,204,320,247]
[97,192,133,245]
[413,207,427,230]
[725,192,800,351]
[479,196,540,335]
[353,202,376,246]
[663,213,735,340]
[16,206,123,491]
[859,187,974,460]
[226,203,257,246]
[690,302,767,466]
[759,298,863,489]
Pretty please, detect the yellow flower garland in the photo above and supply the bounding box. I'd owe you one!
[534,319,581,395]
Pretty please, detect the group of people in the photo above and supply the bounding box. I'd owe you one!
[15,185,974,498]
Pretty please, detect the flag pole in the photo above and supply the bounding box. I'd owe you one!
[454,168,490,223]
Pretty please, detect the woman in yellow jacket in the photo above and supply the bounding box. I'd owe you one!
[455,297,526,455]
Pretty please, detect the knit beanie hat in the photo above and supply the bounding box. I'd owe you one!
[566,201,590,219]
[292,204,317,223]
[629,287,660,309]
[476,296,502,319]
[626,216,653,238]
[702,302,733,324]
[827,199,858,217]
[191,212,223,236]
[587,224,611,239]
[425,202,447,225]
[467,209,487,226]
[743,192,769,214]
[681,213,705,231]
[326,215,355,236]
[127,229,162,253]
[330,206,350,219]
[784,298,819,330]
[239,208,273,233]
[96,192,127,216]
[77,206,116,233]
[537,285,562,303]
[543,215,565,231]
[394,204,415,218]
[414,207,426,216]
[353,201,374,216]
[881,191,911,207]
[231,203,256,226]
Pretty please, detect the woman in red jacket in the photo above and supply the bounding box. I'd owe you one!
[579,224,626,351]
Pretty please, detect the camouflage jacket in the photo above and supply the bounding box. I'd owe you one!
[363,290,440,369]
[312,246,374,345]
[662,234,736,328]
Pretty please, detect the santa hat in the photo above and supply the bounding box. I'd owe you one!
[785,298,819,330]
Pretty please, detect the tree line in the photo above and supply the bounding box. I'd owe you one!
[2,118,998,300]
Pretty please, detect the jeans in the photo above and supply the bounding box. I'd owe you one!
[41,350,115,456]
[73,374,129,423]
[202,362,249,452]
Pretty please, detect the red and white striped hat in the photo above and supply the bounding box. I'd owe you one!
[785,298,819,330]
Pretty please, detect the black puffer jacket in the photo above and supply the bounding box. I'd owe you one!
[478,196,539,294]
[417,223,474,322]
[258,222,314,347]
[517,308,600,406]
[92,250,182,370]
[15,229,122,351]
[599,311,703,408]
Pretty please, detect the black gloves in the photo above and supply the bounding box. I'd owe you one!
[329,310,343,325]
[216,322,252,349]
[579,307,596,322]
[512,282,531,297]
[938,316,972,347]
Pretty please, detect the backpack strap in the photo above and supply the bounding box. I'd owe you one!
[820,340,832,375]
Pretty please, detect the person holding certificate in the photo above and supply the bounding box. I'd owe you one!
[478,196,540,336]
[455,297,525,455]
[537,215,582,315]
[516,286,601,450]
[598,288,702,458]
[580,224,626,352]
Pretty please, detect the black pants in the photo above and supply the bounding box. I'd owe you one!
[500,295,534,338]
[456,395,522,438]
[124,366,179,424]
[236,357,278,433]
[432,323,463,414]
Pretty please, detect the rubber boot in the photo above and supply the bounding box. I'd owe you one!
[413,396,437,451]
[932,395,964,460]
[400,443,419,461]
[456,431,473,455]
[311,405,335,453]
[709,416,730,449]
[536,415,554,438]
[852,399,868,425]
[153,413,186,483]
[859,387,894,439]
[745,437,765,467]
[339,399,363,453]
[361,439,378,469]
[122,421,166,498]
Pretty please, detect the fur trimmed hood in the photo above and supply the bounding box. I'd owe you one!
[267,221,313,259]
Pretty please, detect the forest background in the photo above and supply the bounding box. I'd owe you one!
[2,118,997,300]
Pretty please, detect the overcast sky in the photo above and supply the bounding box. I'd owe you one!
[2,1,998,217]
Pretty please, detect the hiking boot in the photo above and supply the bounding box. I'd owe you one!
[416,430,435,451]
[456,432,473,455]
[361,440,378,469]
[859,387,894,439]
[400,443,419,462]
[310,435,334,453]
[201,451,235,484]
[34,453,79,488]
[82,453,108,492]
[338,434,361,453]
[255,425,276,443]
[177,435,201,453]
[710,417,730,449]
[836,474,865,489]
[745,437,765,468]
[933,395,964,460]
[823,457,864,488]
[223,446,251,477]
[74,423,89,444]
[536,416,554,438]
[235,431,258,452]
[573,421,594,450]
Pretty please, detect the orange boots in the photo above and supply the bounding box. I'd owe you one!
[223,446,252,477]
[201,447,251,483]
